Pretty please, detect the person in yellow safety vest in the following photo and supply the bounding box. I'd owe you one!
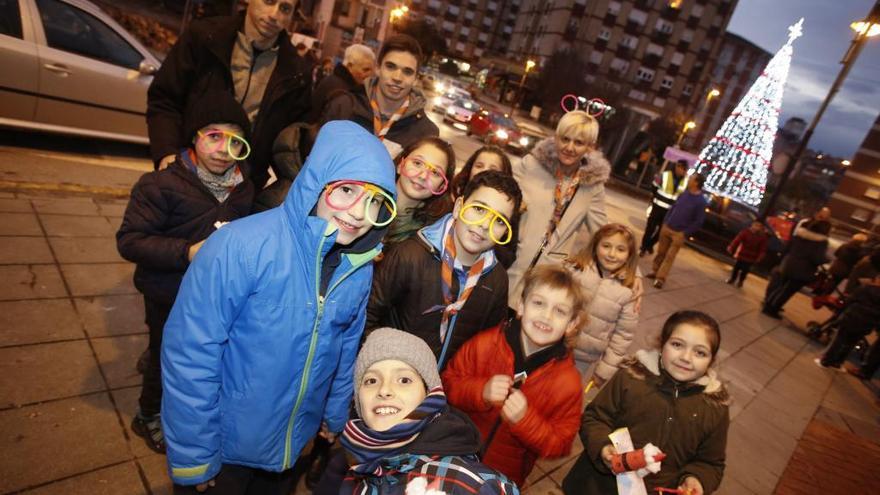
[639,159,689,256]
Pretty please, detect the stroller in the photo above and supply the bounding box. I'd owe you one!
[806,266,870,359]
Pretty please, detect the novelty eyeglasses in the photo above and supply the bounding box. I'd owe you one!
[324,181,397,227]
[400,156,449,195]
[458,203,513,245]
[196,130,251,161]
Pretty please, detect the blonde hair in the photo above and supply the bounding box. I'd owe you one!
[556,110,599,146]
[570,223,639,288]
[521,264,590,349]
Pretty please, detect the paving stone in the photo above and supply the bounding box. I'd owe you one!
[547,456,578,485]
[21,461,146,495]
[49,237,123,264]
[730,407,798,476]
[92,334,148,389]
[714,475,758,495]
[0,236,54,264]
[522,473,563,495]
[74,294,146,338]
[0,197,33,212]
[740,332,798,370]
[523,462,548,489]
[138,454,173,495]
[110,387,155,459]
[40,214,117,237]
[0,264,67,300]
[0,212,42,236]
[743,394,813,440]
[723,425,781,494]
[0,393,130,493]
[0,191,15,198]
[105,216,123,232]
[61,262,135,297]
[0,299,83,346]
[719,348,780,393]
[0,340,104,407]
[31,198,99,216]
[821,374,880,428]
[95,202,128,217]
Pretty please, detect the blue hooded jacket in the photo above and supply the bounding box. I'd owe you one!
[161,121,396,485]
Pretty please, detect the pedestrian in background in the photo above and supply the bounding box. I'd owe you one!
[307,44,376,122]
[640,159,688,257]
[828,233,869,288]
[762,220,829,319]
[726,220,769,288]
[147,0,312,191]
[116,91,255,454]
[568,223,641,387]
[815,274,880,372]
[647,174,707,289]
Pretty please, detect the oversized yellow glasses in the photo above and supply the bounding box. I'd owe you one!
[458,203,513,245]
[324,181,397,227]
[196,130,251,161]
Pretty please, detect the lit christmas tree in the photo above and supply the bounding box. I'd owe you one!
[693,19,804,208]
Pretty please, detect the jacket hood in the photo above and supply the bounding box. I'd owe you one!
[282,120,396,250]
[363,77,430,119]
[529,137,611,186]
[418,214,498,273]
[627,350,730,405]
[403,407,483,457]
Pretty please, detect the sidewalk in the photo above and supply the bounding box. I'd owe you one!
[0,157,878,494]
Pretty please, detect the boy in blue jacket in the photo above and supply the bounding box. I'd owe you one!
[160,121,397,494]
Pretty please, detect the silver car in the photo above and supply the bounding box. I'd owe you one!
[0,0,160,143]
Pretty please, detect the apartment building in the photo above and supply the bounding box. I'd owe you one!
[828,113,880,232]
[508,0,737,123]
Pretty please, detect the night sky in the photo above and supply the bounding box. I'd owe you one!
[726,0,880,158]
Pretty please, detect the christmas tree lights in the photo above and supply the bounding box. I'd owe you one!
[693,19,804,208]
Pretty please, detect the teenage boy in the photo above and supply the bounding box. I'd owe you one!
[442,264,587,486]
[160,121,397,494]
[320,34,438,157]
[147,0,311,189]
[647,174,707,289]
[367,171,521,369]
[117,91,255,454]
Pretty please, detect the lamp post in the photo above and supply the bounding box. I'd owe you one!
[510,59,536,116]
[761,1,880,218]
[677,121,697,146]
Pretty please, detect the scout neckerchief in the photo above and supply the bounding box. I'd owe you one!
[370,87,410,141]
[424,222,486,348]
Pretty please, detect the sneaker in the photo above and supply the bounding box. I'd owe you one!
[736,280,744,288]
[646,272,657,279]
[132,413,166,454]
[813,357,844,372]
[653,279,664,289]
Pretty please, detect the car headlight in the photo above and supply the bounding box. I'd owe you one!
[495,129,509,140]
[446,107,455,115]
[519,136,530,147]
[434,96,443,104]
[434,82,445,92]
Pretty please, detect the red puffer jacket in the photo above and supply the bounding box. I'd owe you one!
[441,324,583,486]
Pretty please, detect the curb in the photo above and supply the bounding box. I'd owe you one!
[0,180,130,199]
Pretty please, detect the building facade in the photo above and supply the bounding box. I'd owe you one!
[689,32,771,149]
[828,114,880,232]
[508,0,738,122]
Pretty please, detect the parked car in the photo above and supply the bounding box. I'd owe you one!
[687,194,786,276]
[432,87,471,114]
[467,109,532,155]
[0,0,160,144]
[442,97,479,128]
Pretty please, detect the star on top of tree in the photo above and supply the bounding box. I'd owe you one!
[787,18,804,45]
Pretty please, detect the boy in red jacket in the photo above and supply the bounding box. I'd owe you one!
[442,264,588,486]
[726,220,768,288]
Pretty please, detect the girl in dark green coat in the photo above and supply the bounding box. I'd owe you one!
[563,311,730,495]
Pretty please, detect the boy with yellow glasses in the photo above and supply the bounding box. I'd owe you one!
[367,171,522,369]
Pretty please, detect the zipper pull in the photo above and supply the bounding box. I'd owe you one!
[674,385,679,399]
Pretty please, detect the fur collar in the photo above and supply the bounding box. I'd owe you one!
[529,137,611,186]
[624,350,730,406]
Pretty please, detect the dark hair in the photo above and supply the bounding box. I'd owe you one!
[520,264,589,348]
[691,174,706,188]
[675,159,688,168]
[659,310,721,362]
[393,137,455,224]
[461,170,523,227]
[378,34,423,65]
[451,146,513,198]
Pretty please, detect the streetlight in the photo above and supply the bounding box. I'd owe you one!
[390,5,409,22]
[677,121,696,146]
[842,159,851,166]
[707,88,721,100]
[511,59,536,116]
[762,1,880,218]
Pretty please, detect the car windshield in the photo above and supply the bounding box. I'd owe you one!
[492,115,518,128]
[454,99,477,110]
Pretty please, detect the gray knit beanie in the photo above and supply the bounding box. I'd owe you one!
[353,328,442,415]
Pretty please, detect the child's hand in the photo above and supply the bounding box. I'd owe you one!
[483,375,513,407]
[600,444,617,470]
[318,421,337,443]
[188,240,206,261]
[500,389,528,424]
[159,154,176,170]
[678,476,704,495]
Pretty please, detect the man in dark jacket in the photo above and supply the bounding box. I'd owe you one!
[147,0,312,190]
[816,275,880,371]
[647,174,707,289]
[762,221,829,318]
[320,34,438,157]
[829,233,868,286]
[307,44,375,122]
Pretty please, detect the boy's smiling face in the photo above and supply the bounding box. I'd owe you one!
[193,123,245,175]
[315,182,378,246]
[358,359,427,432]
[451,186,515,265]
[517,283,578,349]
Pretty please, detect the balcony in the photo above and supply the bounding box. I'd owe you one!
[667,64,680,76]
[594,38,608,50]
[651,30,671,43]
[616,45,633,57]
